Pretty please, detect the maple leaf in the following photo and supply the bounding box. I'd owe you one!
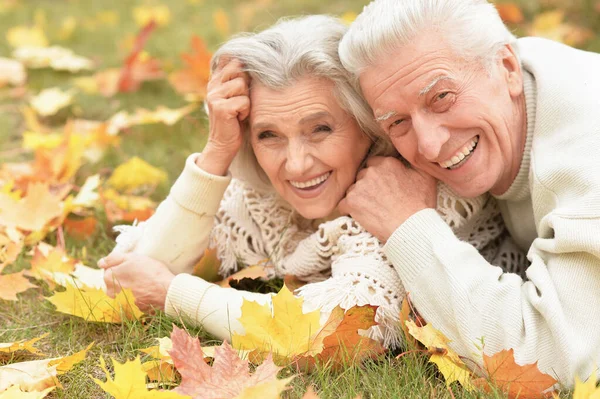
[0,343,92,393]
[0,271,37,301]
[0,385,54,398]
[50,263,106,290]
[13,46,93,72]
[191,248,223,282]
[46,284,143,322]
[217,265,266,287]
[0,57,26,86]
[118,21,163,93]
[26,246,76,282]
[529,10,594,47]
[0,182,63,232]
[64,217,98,240]
[472,349,557,399]
[0,231,23,273]
[232,285,323,361]
[93,356,187,399]
[0,333,48,356]
[106,104,197,134]
[572,370,600,399]
[168,36,211,99]
[132,5,171,27]
[102,189,156,224]
[495,3,524,24]
[170,325,293,398]
[107,157,167,193]
[29,87,74,117]
[405,320,474,391]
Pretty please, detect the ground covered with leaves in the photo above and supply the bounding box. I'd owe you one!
[1,0,600,398]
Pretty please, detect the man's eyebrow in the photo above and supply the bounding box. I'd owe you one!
[375,110,398,123]
[419,76,453,97]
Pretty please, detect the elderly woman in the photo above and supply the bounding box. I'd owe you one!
[99,15,524,348]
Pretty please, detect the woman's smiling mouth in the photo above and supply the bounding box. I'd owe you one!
[289,171,332,192]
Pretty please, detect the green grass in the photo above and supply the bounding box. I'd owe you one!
[1,0,596,397]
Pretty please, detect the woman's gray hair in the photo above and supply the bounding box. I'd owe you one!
[210,15,395,192]
[339,0,518,77]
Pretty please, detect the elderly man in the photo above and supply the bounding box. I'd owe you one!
[338,0,600,386]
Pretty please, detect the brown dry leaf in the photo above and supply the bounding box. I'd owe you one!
[406,320,474,391]
[283,274,306,291]
[170,325,293,398]
[168,36,211,99]
[0,333,48,356]
[191,248,222,282]
[0,385,54,398]
[0,343,92,393]
[217,265,266,288]
[472,349,557,399]
[495,3,524,24]
[46,284,143,322]
[0,271,37,301]
[0,183,63,232]
[26,246,76,282]
[64,217,98,240]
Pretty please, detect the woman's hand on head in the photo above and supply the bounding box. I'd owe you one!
[98,252,175,313]
[200,58,251,176]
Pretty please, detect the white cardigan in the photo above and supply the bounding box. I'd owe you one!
[383,37,600,386]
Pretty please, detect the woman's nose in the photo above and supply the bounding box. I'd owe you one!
[413,115,450,161]
[285,141,314,176]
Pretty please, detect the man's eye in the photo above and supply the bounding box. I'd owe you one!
[258,131,276,140]
[313,124,332,133]
[437,92,450,100]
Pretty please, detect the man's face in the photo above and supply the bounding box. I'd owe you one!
[359,32,526,198]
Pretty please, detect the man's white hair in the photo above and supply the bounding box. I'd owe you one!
[339,0,518,77]
[210,15,395,192]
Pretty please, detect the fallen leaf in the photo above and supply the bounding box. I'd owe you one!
[217,265,266,288]
[191,248,222,282]
[118,21,162,93]
[26,246,76,282]
[0,333,48,356]
[0,183,63,232]
[13,46,93,72]
[283,274,306,291]
[0,57,26,86]
[64,217,98,239]
[107,157,167,193]
[0,385,54,398]
[529,10,594,47]
[106,104,197,134]
[170,325,293,398]
[46,284,143,322]
[6,26,48,48]
[301,386,321,399]
[406,320,474,391]
[50,263,106,290]
[168,36,211,99]
[232,285,323,361]
[0,232,23,272]
[572,370,600,398]
[0,343,91,392]
[340,11,357,25]
[93,356,188,398]
[57,16,77,40]
[0,271,37,301]
[142,360,177,383]
[29,88,74,117]
[495,3,524,24]
[72,175,101,210]
[472,349,557,399]
[133,5,171,27]
[102,189,156,224]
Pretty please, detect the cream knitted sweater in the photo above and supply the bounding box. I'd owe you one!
[114,153,525,349]
[383,37,600,385]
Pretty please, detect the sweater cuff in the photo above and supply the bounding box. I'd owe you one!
[164,273,218,322]
[169,153,232,215]
[383,208,457,286]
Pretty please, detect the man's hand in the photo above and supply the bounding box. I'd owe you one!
[338,157,437,242]
[98,252,175,313]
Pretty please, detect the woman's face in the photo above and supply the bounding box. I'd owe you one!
[249,77,372,219]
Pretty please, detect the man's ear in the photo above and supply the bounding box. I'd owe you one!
[498,43,523,98]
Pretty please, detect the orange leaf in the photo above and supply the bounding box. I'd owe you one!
[169,325,293,398]
[496,3,524,24]
[217,265,266,287]
[64,216,98,240]
[168,36,211,99]
[0,271,36,301]
[473,349,557,399]
[191,247,222,282]
[283,274,306,291]
[0,182,63,232]
[118,21,158,92]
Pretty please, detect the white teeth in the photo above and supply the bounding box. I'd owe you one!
[438,136,479,169]
[290,172,331,189]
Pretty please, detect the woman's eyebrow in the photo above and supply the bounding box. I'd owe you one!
[419,75,453,97]
[298,111,331,125]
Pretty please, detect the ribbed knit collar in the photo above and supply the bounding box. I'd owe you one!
[493,69,536,202]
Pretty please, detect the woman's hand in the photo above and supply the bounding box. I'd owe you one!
[98,252,175,313]
[200,58,251,176]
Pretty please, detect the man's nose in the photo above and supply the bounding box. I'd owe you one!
[413,115,450,161]
[285,140,314,176]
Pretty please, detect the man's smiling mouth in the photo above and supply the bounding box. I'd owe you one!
[438,136,479,170]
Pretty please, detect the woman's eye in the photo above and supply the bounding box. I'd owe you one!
[390,119,404,128]
[258,131,276,140]
[313,124,332,133]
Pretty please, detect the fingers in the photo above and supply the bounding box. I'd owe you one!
[103,268,122,298]
[211,76,249,99]
[220,59,248,84]
[98,251,126,269]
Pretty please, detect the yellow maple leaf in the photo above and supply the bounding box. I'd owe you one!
[93,356,189,398]
[573,370,600,399]
[232,285,322,360]
[29,87,74,117]
[213,8,230,37]
[0,385,54,398]
[0,333,48,356]
[107,157,167,192]
[235,378,295,399]
[0,183,63,232]
[0,343,92,393]
[25,246,76,283]
[0,231,23,273]
[6,25,48,48]
[106,104,197,134]
[405,320,474,391]
[132,5,171,27]
[46,284,143,323]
